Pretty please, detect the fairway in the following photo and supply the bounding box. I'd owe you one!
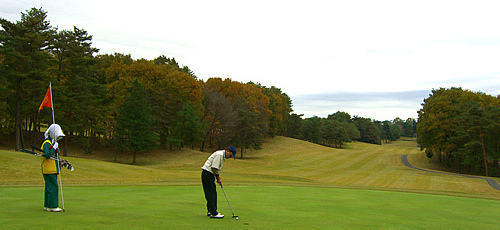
[2,137,500,229]
[1,186,499,229]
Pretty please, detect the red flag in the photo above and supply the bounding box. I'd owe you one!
[38,86,52,112]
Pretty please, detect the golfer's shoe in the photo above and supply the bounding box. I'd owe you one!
[49,207,62,212]
[44,207,49,211]
[207,212,211,216]
[210,213,224,219]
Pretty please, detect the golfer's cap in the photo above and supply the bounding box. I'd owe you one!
[228,146,237,159]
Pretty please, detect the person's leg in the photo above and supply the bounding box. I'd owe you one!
[201,170,217,215]
[202,171,210,213]
[44,174,59,208]
[43,174,49,208]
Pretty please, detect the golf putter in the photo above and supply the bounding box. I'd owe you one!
[220,184,238,218]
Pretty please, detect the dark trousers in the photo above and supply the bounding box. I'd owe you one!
[201,170,218,215]
[43,174,58,208]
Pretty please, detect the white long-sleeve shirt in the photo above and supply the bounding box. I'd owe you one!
[201,150,225,174]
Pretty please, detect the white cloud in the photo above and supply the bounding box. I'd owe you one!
[293,91,429,120]
[3,0,500,120]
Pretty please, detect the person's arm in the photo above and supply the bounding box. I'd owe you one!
[42,141,57,159]
[212,167,222,185]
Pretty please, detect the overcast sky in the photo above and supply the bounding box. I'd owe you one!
[3,0,500,120]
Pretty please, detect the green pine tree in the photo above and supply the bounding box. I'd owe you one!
[1,7,55,150]
[169,102,204,149]
[114,80,157,164]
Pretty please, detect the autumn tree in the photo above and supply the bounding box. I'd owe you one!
[261,85,292,137]
[205,78,270,155]
[418,87,500,176]
[201,85,236,151]
[155,67,202,148]
[105,58,202,149]
[232,82,270,154]
[417,88,464,166]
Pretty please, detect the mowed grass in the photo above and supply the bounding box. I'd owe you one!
[1,186,499,229]
[225,137,500,199]
[1,136,500,228]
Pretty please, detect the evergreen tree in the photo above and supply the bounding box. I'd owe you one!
[341,121,361,141]
[1,7,54,150]
[328,111,352,123]
[233,107,264,158]
[285,113,303,139]
[353,116,381,145]
[50,26,102,154]
[302,116,323,144]
[114,80,157,164]
[382,120,395,142]
[169,102,204,149]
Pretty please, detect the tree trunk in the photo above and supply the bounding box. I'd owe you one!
[200,139,206,152]
[480,130,488,177]
[63,137,68,157]
[15,96,21,151]
[240,140,243,159]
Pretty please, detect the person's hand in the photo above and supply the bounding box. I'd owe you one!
[217,177,222,185]
[53,142,59,150]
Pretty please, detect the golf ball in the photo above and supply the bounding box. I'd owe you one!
[236,217,239,220]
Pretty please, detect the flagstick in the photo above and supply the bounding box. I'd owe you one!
[49,82,55,124]
[49,82,65,212]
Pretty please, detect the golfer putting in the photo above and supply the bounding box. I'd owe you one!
[201,146,237,219]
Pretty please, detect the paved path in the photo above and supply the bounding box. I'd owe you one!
[401,154,500,191]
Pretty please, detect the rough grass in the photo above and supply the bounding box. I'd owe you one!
[2,137,499,199]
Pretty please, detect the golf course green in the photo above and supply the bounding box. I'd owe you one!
[1,137,499,229]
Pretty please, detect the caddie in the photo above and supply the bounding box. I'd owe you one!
[201,146,237,219]
[41,124,65,212]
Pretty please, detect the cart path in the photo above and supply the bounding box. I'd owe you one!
[401,154,500,191]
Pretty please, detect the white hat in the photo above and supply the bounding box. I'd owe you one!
[44,124,65,142]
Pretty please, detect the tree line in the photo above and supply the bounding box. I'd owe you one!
[0,8,420,162]
[417,87,500,177]
[0,8,293,162]
[6,7,496,177]
[285,111,417,148]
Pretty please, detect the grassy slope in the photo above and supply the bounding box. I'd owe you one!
[1,137,499,199]
[2,137,500,229]
[226,137,500,199]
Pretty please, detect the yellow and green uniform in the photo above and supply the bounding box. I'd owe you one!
[42,138,59,209]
